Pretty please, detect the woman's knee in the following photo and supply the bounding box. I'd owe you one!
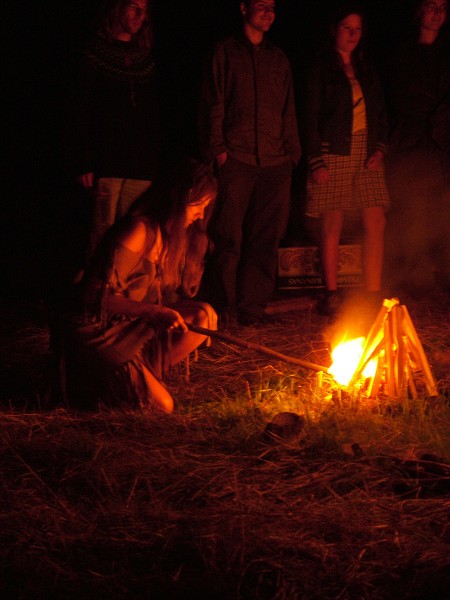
[154,391,174,414]
[192,301,218,329]
[142,368,174,413]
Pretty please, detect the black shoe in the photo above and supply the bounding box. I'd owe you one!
[316,291,342,317]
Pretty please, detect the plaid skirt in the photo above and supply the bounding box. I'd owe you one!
[306,130,390,217]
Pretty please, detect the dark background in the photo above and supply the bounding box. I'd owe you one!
[5,0,419,304]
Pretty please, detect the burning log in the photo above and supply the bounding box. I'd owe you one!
[401,305,438,397]
[353,298,398,379]
[187,323,328,373]
[189,297,437,401]
[344,298,438,398]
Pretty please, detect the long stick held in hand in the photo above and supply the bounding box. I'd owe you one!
[187,323,328,373]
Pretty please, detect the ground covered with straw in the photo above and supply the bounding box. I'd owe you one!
[1,290,450,599]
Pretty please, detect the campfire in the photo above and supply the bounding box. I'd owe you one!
[188,297,438,402]
[328,298,438,399]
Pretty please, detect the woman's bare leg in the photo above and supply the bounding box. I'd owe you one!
[362,206,386,291]
[321,210,344,290]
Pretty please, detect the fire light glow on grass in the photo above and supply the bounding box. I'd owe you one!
[329,337,377,386]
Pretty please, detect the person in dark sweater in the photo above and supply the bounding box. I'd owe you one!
[384,0,450,292]
[73,0,159,261]
[199,0,301,326]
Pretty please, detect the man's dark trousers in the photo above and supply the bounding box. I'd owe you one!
[209,156,292,318]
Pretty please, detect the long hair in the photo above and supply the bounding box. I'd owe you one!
[327,0,367,72]
[97,0,153,49]
[132,159,217,298]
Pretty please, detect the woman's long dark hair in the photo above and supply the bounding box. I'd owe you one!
[327,0,367,73]
[87,159,217,304]
[132,159,217,298]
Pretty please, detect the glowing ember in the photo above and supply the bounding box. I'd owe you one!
[329,337,377,386]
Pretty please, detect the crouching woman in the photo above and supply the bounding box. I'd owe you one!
[66,160,218,412]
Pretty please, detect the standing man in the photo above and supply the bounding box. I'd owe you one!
[73,0,159,262]
[200,0,301,325]
[385,0,450,292]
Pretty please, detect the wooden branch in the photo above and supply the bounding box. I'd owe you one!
[405,358,418,399]
[401,306,438,396]
[367,356,383,398]
[384,316,396,398]
[352,298,398,382]
[187,324,328,373]
[350,337,384,388]
[395,306,407,398]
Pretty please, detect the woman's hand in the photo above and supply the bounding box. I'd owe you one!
[215,151,228,168]
[106,295,188,332]
[143,306,188,333]
[366,150,384,170]
[76,172,94,189]
[76,173,108,200]
[311,167,330,185]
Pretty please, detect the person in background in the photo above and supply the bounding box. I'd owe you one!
[302,1,390,318]
[73,0,159,263]
[199,0,301,326]
[65,160,217,413]
[384,0,450,292]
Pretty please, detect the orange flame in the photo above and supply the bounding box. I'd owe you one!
[329,337,377,386]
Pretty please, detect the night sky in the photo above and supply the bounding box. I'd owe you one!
[5,0,423,303]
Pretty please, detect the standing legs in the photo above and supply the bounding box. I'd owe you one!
[361,206,386,292]
[321,210,344,291]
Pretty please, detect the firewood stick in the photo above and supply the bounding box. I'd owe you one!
[351,328,384,382]
[392,308,400,397]
[385,317,396,398]
[405,359,418,399]
[368,357,384,398]
[398,335,408,399]
[187,324,328,372]
[401,306,438,396]
[404,336,419,399]
[350,337,384,387]
[396,307,407,398]
[392,305,401,397]
[355,298,399,376]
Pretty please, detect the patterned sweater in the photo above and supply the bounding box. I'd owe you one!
[72,35,159,180]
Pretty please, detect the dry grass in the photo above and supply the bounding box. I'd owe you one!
[1,290,450,599]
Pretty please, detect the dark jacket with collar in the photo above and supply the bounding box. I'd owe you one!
[302,50,388,172]
[200,33,301,167]
[387,31,450,154]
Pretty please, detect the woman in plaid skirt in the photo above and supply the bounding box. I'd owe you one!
[303,1,390,317]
